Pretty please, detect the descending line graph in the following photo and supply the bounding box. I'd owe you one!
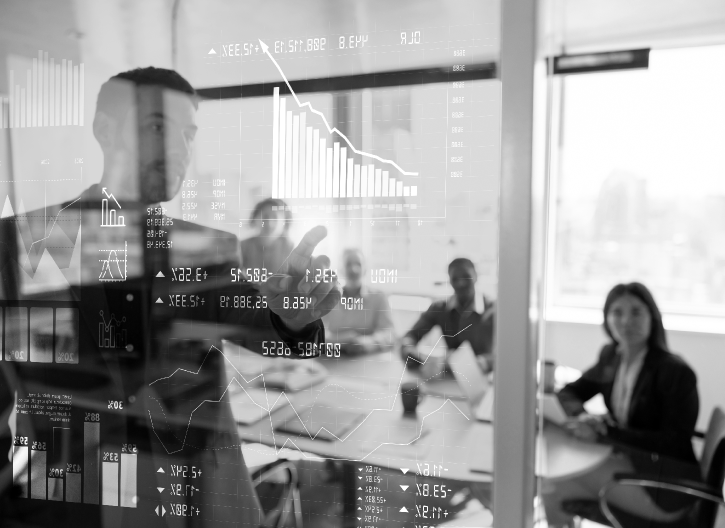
[100,187,124,227]
[259,39,418,178]
[147,325,474,460]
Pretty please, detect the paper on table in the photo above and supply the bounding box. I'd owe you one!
[221,340,327,391]
[467,422,494,473]
[542,393,568,425]
[356,421,432,457]
[474,388,495,422]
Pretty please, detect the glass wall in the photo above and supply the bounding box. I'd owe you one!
[536,9,725,527]
[0,1,506,527]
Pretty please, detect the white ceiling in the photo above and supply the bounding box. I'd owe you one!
[541,0,725,54]
[1,0,725,93]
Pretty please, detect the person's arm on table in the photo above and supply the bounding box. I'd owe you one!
[557,346,611,416]
[348,292,395,354]
[556,346,613,442]
[605,361,698,457]
[399,303,440,367]
[476,301,496,373]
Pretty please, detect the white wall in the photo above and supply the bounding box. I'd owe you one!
[545,320,725,431]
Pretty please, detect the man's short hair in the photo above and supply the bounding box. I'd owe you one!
[95,67,197,121]
[448,258,476,274]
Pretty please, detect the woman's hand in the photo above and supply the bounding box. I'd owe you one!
[563,414,607,443]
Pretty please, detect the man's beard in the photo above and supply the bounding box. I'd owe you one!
[139,161,182,203]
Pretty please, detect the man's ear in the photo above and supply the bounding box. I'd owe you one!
[92,111,118,150]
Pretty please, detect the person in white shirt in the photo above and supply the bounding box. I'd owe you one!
[323,248,395,354]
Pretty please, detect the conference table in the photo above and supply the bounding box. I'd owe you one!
[223,345,612,518]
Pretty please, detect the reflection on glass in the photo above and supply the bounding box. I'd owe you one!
[0,2,501,527]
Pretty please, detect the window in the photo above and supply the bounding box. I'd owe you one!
[550,45,725,319]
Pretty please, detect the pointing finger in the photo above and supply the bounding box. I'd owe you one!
[311,283,342,319]
[299,254,333,294]
[262,274,293,294]
[285,225,327,274]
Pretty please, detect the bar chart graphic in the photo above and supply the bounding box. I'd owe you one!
[271,87,418,202]
[1,50,84,129]
[100,188,125,227]
[98,310,128,349]
[12,417,137,508]
[261,40,420,209]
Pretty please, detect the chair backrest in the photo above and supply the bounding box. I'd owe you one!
[700,407,725,489]
[694,407,725,528]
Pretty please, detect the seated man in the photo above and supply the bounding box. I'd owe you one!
[323,248,395,354]
[400,258,495,372]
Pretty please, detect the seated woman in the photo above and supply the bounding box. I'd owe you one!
[323,248,395,354]
[544,282,701,528]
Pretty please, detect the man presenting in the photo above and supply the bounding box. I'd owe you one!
[0,67,340,527]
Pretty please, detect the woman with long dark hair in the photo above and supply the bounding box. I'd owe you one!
[544,282,701,527]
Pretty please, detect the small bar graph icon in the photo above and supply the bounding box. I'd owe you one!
[101,188,124,227]
[98,311,127,349]
[270,87,418,203]
[1,50,84,129]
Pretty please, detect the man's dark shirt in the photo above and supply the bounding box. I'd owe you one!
[0,185,324,527]
[404,294,495,362]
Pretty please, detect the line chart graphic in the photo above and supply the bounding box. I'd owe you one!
[21,197,81,267]
[146,325,474,461]
[98,241,127,282]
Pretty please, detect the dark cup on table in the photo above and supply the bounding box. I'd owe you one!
[401,381,422,415]
[543,360,556,394]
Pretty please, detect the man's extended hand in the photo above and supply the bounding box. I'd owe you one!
[259,225,341,331]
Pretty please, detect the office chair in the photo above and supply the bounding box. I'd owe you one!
[252,459,304,528]
[562,407,725,528]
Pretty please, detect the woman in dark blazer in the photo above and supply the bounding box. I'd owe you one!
[544,282,701,527]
